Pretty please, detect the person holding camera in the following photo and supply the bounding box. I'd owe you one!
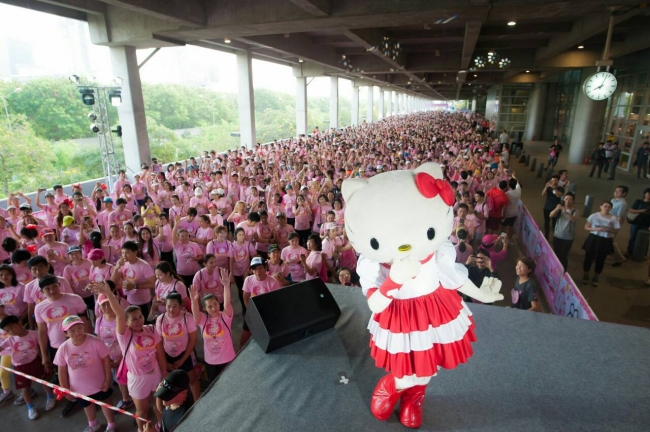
[464,249,499,303]
[550,192,577,271]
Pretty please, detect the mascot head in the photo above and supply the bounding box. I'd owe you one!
[342,162,454,264]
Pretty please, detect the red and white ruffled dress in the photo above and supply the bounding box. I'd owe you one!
[358,240,476,379]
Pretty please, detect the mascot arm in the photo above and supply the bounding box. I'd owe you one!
[457,277,504,303]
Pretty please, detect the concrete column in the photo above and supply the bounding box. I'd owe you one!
[351,86,359,126]
[296,76,307,136]
[236,50,256,149]
[366,86,374,123]
[378,89,385,120]
[393,92,397,114]
[524,83,548,142]
[386,90,392,117]
[471,97,477,112]
[568,72,608,164]
[109,46,150,178]
[329,76,338,129]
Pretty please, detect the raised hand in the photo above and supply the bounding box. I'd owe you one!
[188,285,201,303]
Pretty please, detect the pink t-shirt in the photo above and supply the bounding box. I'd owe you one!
[281,245,308,282]
[173,241,203,276]
[13,265,33,286]
[197,312,235,366]
[0,330,40,366]
[242,274,282,297]
[305,252,324,281]
[273,224,294,249]
[117,326,161,376]
[108,209,133,226]
[89,263,114,283]
[95,315,121,362]
[38,242,69,276]
[177,218,200,238]
[231,241,257,276]
[154,223,173,253]
[63,260,93,298]
[206,240,232,269]
[120,259,154,305]
[255,223,273,253]
[267,261,290,280]
[155,312,197,358]
[236,221,257,243]
[54,335,110,395]
[154,279,188,312]
[282,194,296,218]
[0,285,26,316]
[195,227,214,253]
[34,293,87,349]
[23,276,73,305]
[294,206,311,231]
[192,268,224,303]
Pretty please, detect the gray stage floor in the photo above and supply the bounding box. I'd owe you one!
[176,284,650,432]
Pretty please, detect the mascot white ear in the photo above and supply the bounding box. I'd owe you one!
[342,178,368,203]
[413,162,443,179]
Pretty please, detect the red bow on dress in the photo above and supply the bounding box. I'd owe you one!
[415,172,454,206]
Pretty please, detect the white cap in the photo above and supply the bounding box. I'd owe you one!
[250,257,264,267]
[216,188,225,195]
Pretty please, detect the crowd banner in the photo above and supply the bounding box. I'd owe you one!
[515,202,598,321]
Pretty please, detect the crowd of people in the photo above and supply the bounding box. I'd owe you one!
[0,109,593,431]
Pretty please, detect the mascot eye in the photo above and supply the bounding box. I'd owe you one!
[427,228,435,240]
[370,238,379,250]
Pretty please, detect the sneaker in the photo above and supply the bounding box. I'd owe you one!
[592,276,599,287]
[14,388,37,405]
[0,391,15,406]
[45,397,56,411]
[60,400,78,418]
[582,273,589,285]
[83,424,102,432]
[116,399,133,410]
[105,426,116,432]
[28,406,39,420]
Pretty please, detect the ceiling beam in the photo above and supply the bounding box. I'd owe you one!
[609,27,650,58]
[288,0,329,17]
[0,0,87,20]
[39,0,105,14]
[98,0,206,26]
[460,21,482,69]
[535,8,643,63]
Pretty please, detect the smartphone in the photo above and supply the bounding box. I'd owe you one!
[500,232,507,237]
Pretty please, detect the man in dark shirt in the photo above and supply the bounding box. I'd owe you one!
[541,175,564,239]
[465,249,499,295]
[608,142,621,180]
[589,142,606,178]
[635,141,650,179]
[154,370,195,432]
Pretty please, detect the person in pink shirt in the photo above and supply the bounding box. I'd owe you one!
[0,265,26,322]
[282,185,297,225]
[23,257,73,330]
[88,249,114,284]
[281,232,309,283]
[191,215,214,254]
[192,254,228,306]
[154,292,200,401]
[241,257,282,345]
[321,223,342,270]
[54,315,115,432]
[11,249,33,286]
[227,201,247,231]
[154,213,174,269]
[207,204,224,228]
[480,233,509,271]
[176,208,200,239]
[272,213,295,249]
[103,224,123,252]
[111,241,156,318]
[206,226,231,270]
[189,188,210,216]
[95,289,133,412]
[94,281,166,432]
[450,204,475,244]
[302,234,327,282]
[171,221,204,288]
[132,174,147,207]
[253,211,273,260]
[0,315,56,420]
[113,170,130,198]
[35,189,59,229]
[229,227,257,314]
[265,244,291,286]
[189,268,235,384]
[454,227,474,264]
[62,245,94,312]
[60,215,81,247]
[152,262,190,318]
[52,184,70,206]
[138,227,160,270]
[293,195,313,247]
[36,228,71,277]
[107,199,133,227]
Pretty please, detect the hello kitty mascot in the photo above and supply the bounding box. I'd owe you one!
[342,162,503,428]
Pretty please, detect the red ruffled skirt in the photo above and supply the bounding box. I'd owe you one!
[368,286,476,378]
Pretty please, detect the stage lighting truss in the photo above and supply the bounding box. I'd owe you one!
[70,76,122,192]
[498,57,512,69]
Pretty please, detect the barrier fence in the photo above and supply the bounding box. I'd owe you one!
[515,201,598,320]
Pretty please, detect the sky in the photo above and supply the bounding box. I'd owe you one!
[0,3,352,99]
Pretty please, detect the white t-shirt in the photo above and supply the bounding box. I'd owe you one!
[587,213,620,238]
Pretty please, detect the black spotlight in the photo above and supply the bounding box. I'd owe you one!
[80,88,95,106]
[90,124,101,133]
[112,125,123,137]
[108,89,122,106]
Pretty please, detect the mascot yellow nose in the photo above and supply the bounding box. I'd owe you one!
[398,244,411,252]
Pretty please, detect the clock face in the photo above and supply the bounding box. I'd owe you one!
[583,72,617,101]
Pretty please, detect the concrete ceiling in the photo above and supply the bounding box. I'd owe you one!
[4,0,650,100]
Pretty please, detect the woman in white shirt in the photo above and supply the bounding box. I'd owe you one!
[582,201,620,287]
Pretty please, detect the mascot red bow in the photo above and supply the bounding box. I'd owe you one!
[342,162,503,428]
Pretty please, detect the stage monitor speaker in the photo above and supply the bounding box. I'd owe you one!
[245,279,341,353]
